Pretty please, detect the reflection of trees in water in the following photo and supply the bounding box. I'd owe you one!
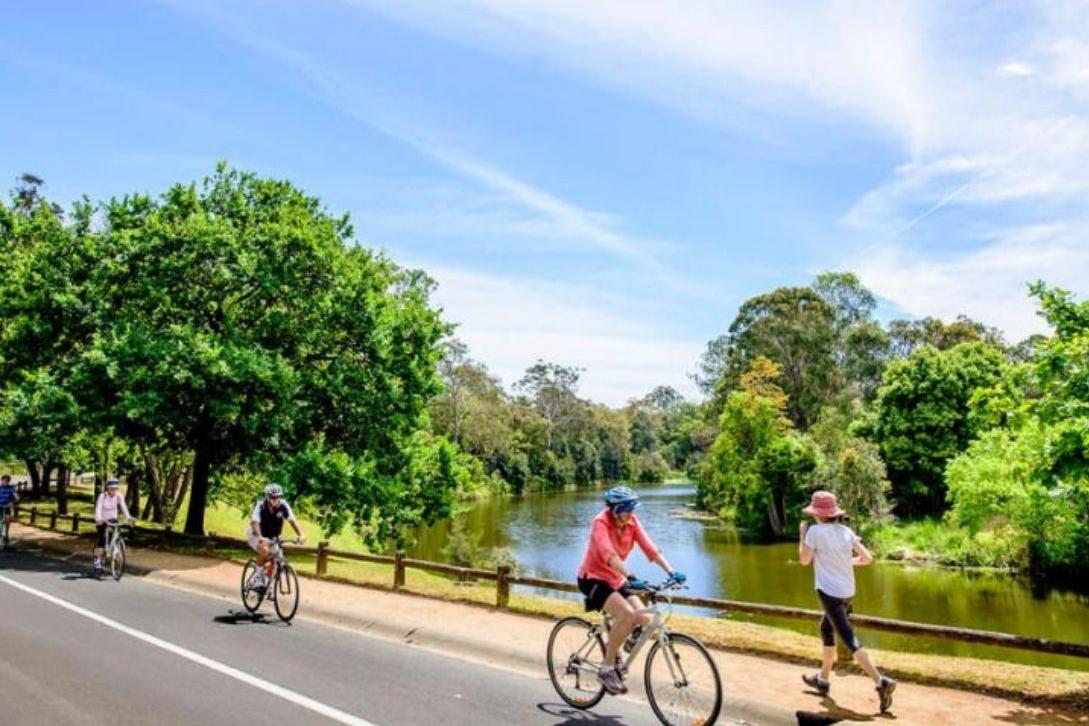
[404,484,1089,671]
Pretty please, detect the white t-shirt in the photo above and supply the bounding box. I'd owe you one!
[804,523,860,599]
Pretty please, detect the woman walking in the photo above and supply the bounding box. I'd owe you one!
[798,490,896,713]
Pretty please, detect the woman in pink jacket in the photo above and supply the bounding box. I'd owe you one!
[577,486,684,695]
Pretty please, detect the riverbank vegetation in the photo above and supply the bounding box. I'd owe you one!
[3,168,1086,585]
[691,272,1089,584]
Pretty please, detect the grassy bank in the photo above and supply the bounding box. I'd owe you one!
[867,518,1029,571]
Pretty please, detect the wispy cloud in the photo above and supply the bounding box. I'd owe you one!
[159,0,689,292]
[420,263,702,405]
[353,0,1089,339]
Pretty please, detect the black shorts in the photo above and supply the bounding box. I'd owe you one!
[817,589,861,652]
[577,577,632,612]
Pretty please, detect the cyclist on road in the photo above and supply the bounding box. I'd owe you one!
[577,486,685,695]
[798,490,896,713]
[0,474,19,545]
[247,483,304,588]
[94,479,132,569]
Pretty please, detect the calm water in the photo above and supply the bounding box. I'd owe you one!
[407,483,1089,671]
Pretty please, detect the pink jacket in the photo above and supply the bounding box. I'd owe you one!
[578,508,660,589]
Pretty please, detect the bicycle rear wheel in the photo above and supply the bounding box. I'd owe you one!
[274,564,300,622]
[241,559,266,613]
[0,520,8,550]
[546,616,606,709]
[644,632,722,726]
[109,539,126,581]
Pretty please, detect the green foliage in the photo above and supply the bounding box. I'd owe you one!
[809,406,891,522]
[872,342,1008,515]
[700,360,816,536]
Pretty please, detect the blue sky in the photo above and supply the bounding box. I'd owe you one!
[3,1,1088,404]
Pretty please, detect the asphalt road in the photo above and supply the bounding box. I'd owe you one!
[0,549,736,726]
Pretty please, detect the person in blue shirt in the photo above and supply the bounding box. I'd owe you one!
[0,475,19,545]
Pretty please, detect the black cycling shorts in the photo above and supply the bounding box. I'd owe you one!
[577,577,633,612]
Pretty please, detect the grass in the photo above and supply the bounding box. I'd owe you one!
[867,518,1030,570]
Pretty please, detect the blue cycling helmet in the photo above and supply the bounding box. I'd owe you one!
[603,486,639,513]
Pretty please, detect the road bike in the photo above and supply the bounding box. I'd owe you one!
[93,521,127,581]
[547,578,723,726]
[241,536,301,623]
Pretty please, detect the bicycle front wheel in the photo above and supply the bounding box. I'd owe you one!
[241,560,265,613]
[644,632,722,726]
[546,616,606,710]
[0,520,8,550]
[109,539,126,581]
[274,565,300,622]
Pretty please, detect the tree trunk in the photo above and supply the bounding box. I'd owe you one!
[144,453,164,523]
[173,466,191,522]
[25,460,41,498]
[126,468,141,518]
[184,440,212,536]
[41,462,55,498]
[55,464,68,515]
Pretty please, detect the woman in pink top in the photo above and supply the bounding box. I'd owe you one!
[577,486,684,695]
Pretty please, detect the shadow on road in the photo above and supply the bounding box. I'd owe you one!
[212,610,292,629]
[536,702,629,725]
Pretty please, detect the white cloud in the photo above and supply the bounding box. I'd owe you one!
[997,61,1035,77]
[855,224,1089,340]
[422,264,703,405]
[351,0,934,151]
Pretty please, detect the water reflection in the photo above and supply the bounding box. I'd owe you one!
[406,483,1089,671]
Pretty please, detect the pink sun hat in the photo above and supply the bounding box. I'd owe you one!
[803,490,845,519]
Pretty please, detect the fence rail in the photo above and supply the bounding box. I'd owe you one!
[10,503,1089,660]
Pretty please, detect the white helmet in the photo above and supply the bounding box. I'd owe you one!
[264,483,284,498]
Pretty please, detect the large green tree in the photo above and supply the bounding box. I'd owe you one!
[872,342,1007,515]
[77,166,450,535]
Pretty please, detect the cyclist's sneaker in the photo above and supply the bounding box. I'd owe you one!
[598,665,627,695]
[623,626,643,652]
[802,673,830,695]
[876,676,897,713]
[252,570,267,589]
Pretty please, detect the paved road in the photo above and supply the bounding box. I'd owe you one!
[0,549,739,726]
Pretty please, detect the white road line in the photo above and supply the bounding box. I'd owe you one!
[0,572,379,726]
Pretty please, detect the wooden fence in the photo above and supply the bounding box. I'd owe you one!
[10,503,1089,660]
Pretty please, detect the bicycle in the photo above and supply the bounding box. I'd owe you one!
[547,578,723,726]
[241,536,301,623]
[93,521,127,581]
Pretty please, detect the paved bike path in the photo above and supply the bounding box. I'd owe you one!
[0,550,669,726]
[6,523,1078,725]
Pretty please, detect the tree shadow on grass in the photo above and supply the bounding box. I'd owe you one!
[536,702,630,725]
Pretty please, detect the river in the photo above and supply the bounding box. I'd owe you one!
[407,483,1089,671]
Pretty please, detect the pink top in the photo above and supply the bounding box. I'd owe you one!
[578,508,661,589]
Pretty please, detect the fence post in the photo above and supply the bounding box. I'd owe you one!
[71,512,80,534]
[316,541,329,576]
[30,506,37,525]
[394,550,406,590]
[496,565,512,609]
[161,524,172,546]
[49,510,57,529]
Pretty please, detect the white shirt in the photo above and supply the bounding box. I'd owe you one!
[804,523,860,599]
[95,491,131,524]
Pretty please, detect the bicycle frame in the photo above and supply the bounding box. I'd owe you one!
[570,582,687,682]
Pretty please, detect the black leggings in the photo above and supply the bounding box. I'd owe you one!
[817,589,861,652]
